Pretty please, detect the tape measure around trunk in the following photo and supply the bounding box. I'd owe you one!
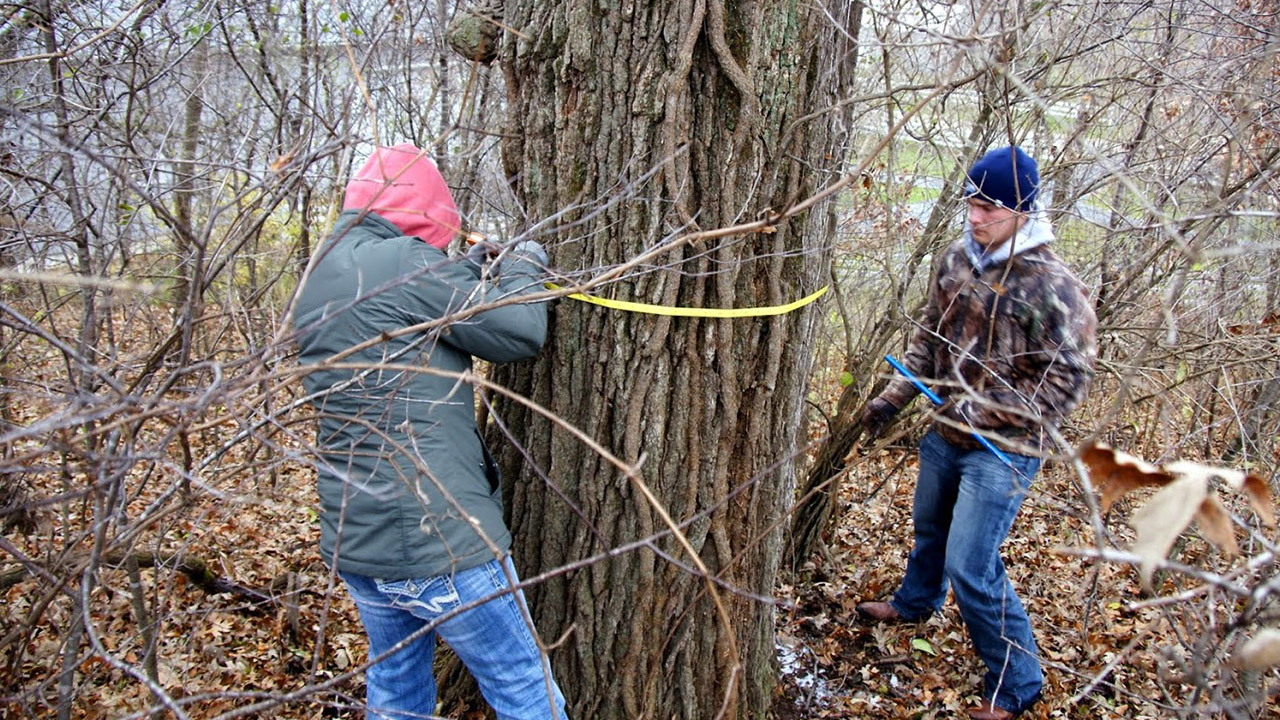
[545,283,829,318]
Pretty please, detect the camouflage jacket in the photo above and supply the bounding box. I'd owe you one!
[879,235,1097,452]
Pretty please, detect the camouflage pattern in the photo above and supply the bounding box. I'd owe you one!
[879,239,1097,451]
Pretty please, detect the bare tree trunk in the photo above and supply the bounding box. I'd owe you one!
[36,7,112,711]
[486,3,858,718]
[55,602,85,720]
[1097,17,1175,324]
[1223,368,1280,465]
[295,0,314,275]
[38,0,97,391]
[174,36,207,310]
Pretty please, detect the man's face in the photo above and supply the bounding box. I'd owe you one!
[967,198,1027,249]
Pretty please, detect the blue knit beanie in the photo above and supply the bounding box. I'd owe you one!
[964,146,1039,212]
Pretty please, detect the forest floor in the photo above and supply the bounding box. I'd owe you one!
[3,388,1275,718]
[768,439,1273,719]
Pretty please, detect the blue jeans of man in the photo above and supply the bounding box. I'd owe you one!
[889,430,1043,714]
[341,556,567,720]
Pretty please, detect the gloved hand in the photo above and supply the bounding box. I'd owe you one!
[509,240,549,267]
[859,397,899,438]
[465,238,499,267]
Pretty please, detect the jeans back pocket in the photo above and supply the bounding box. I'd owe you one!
[374,576,461,616]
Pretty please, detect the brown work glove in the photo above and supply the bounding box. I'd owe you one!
[859,397,899,439]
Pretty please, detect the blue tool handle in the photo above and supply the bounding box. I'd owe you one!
[970,430,1016,469]
[882,354,1018,471]
[884,354,944,406]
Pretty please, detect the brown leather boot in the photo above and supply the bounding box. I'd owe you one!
[855,601,901,622]
[967,700,1013,720]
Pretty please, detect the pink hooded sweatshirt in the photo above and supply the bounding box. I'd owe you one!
[342,144,460,249]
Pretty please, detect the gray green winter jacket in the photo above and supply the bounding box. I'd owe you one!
[294,211,548,578]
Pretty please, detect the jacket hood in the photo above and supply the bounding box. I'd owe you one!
[963,206,1055,273]
[342,144,460,249]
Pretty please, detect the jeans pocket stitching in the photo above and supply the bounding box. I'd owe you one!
[485,559,505,590]
[374,578,418,598]
[492,562,542,658]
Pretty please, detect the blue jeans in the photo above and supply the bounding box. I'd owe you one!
[890,430,1044,713]
[341,557,567,720]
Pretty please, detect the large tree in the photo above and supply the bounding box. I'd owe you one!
[474,2,862,718]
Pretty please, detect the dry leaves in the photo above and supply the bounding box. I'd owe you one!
[1081,443,1276,591]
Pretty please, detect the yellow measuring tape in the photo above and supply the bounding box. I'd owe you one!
[546,283,829,318]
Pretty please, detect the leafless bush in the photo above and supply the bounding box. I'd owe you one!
[1,0,1278,718]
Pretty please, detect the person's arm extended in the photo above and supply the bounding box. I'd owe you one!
[402,242,551,364]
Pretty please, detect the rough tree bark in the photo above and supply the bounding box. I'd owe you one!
[484,2,859,718]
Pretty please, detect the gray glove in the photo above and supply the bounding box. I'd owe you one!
[465,238,498,268]
[509,240,549,268]
[474,239,549,277]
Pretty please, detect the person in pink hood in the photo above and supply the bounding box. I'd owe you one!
[296,144,563,719]
[341,143,462,249]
